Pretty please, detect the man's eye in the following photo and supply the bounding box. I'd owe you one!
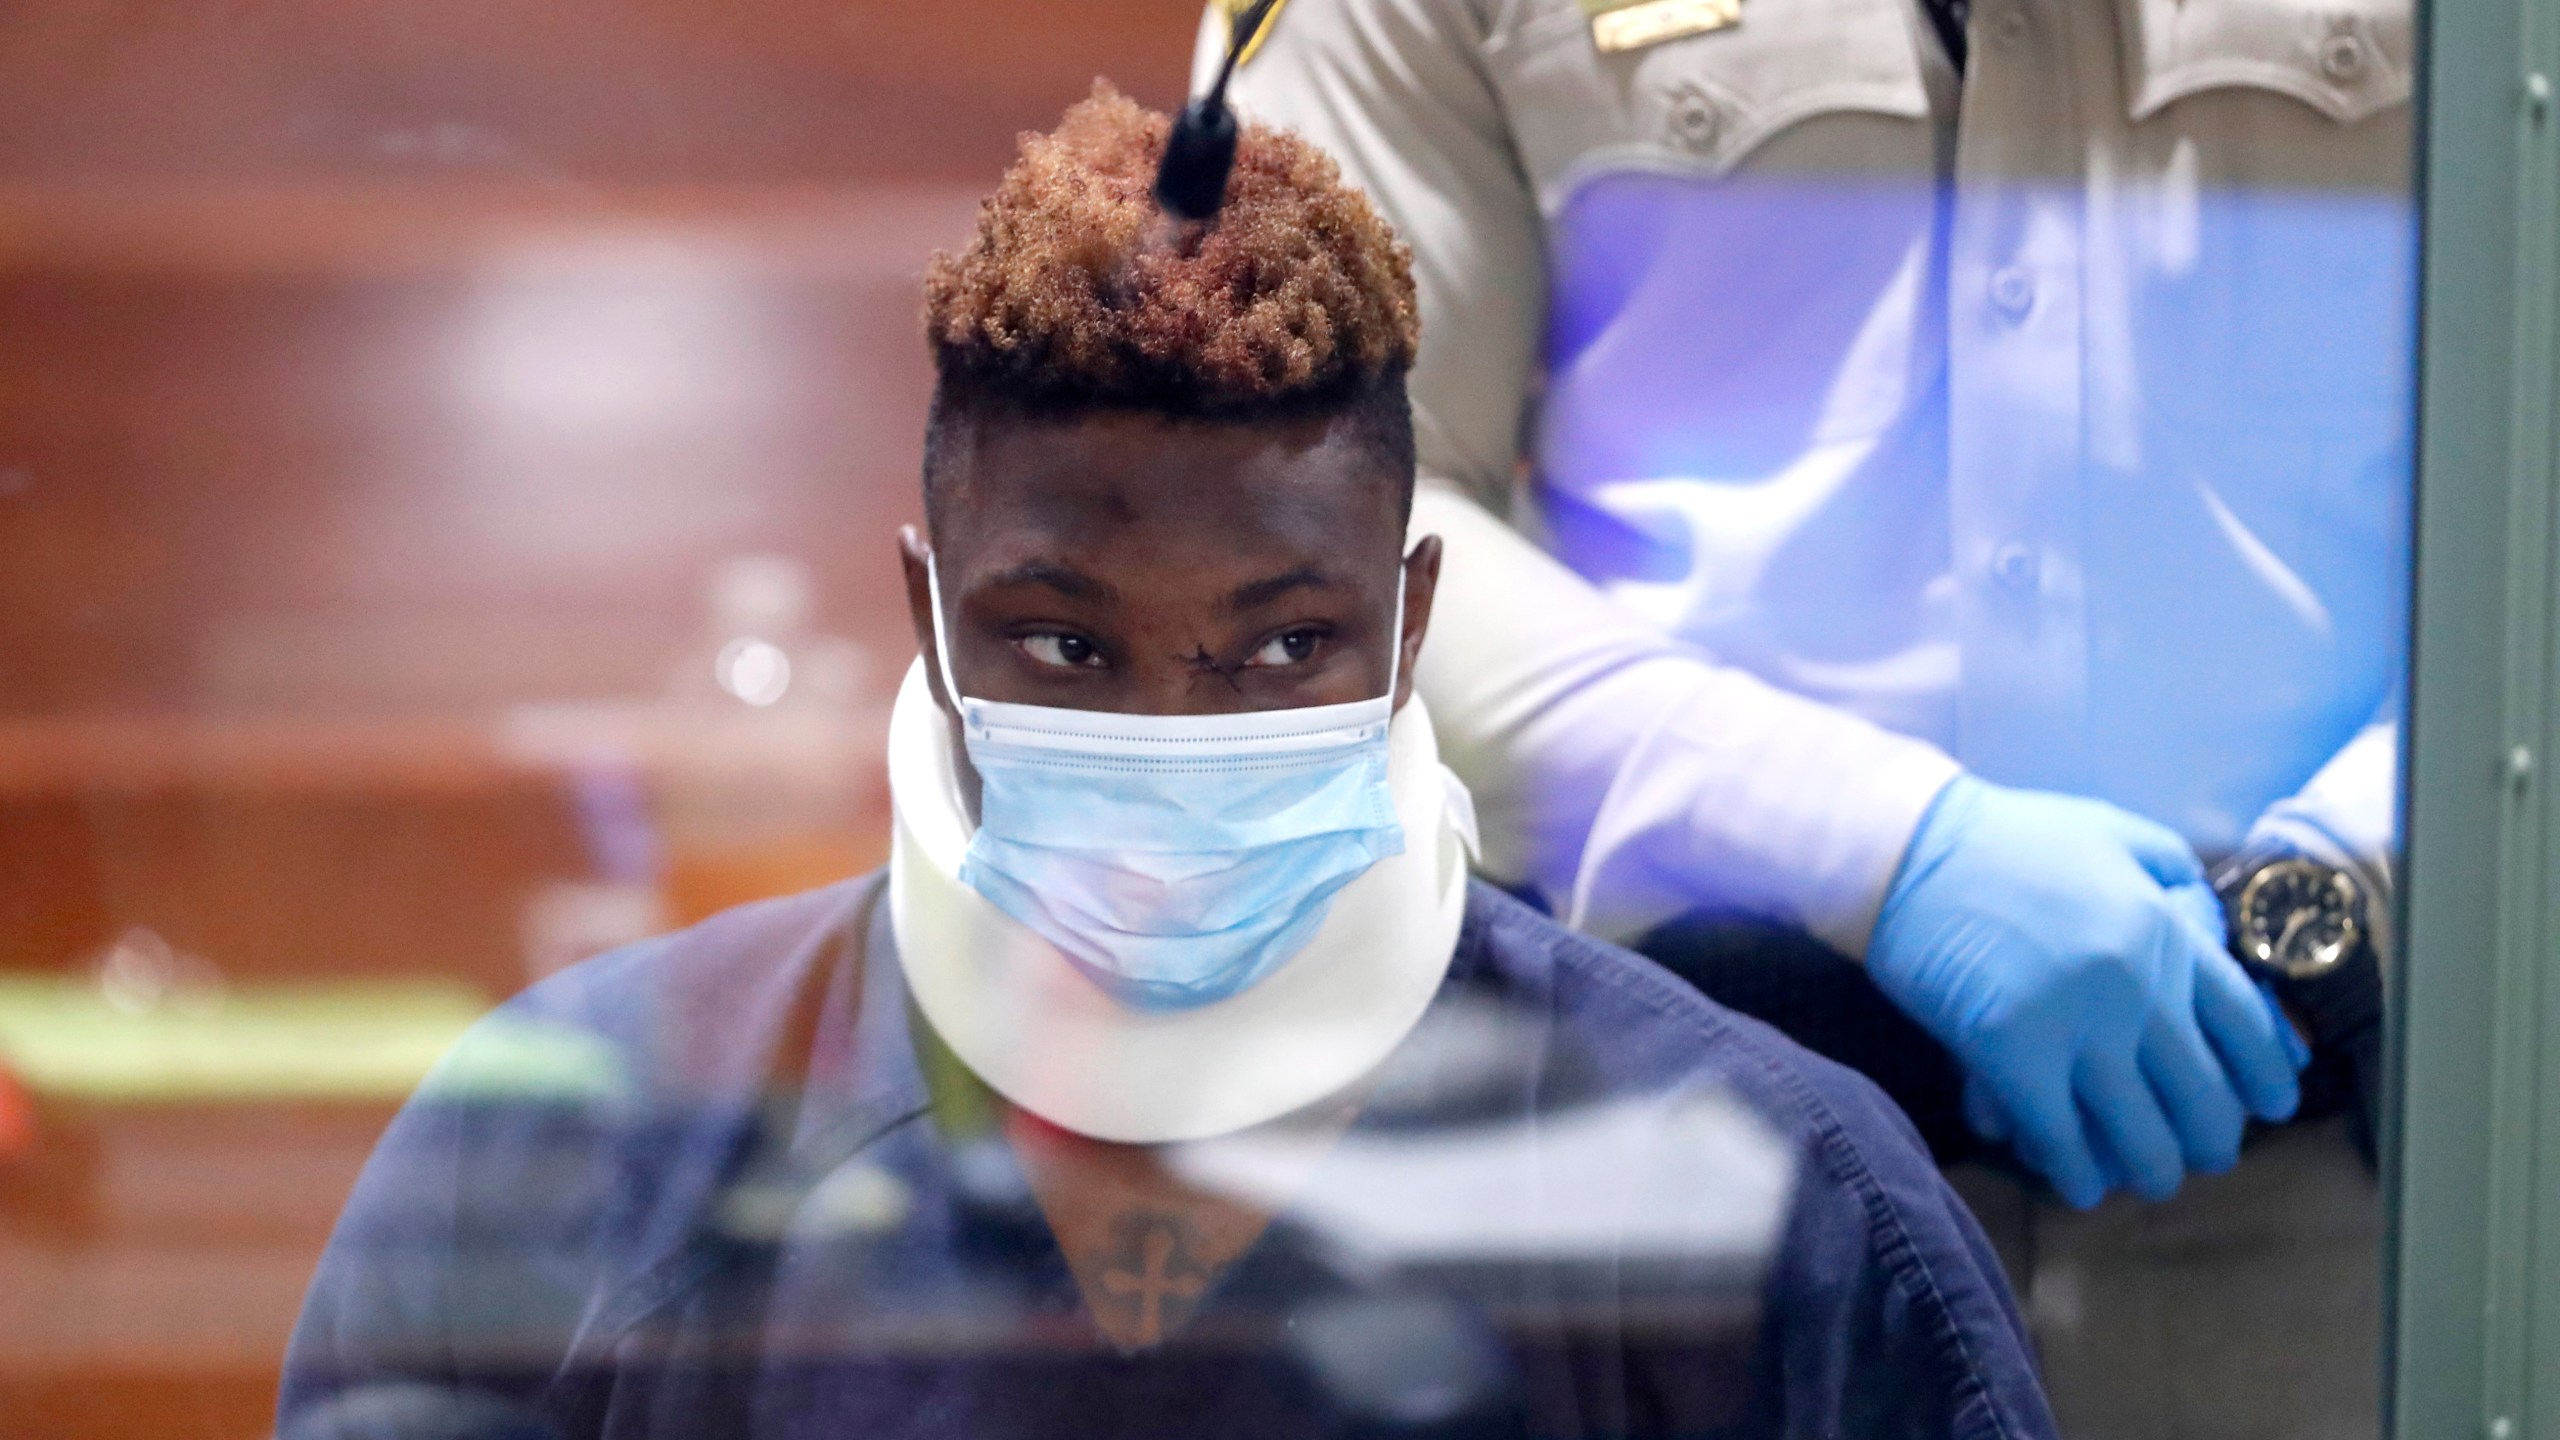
[1247,629,1325,667]
[1017,633,1103,669]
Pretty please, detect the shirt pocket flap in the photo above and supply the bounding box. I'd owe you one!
[2118,0,2412,125]
[1486,0,1930,204]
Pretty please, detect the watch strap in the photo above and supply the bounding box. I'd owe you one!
[2209,848,2386,1048]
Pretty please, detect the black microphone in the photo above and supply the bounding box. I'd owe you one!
[1153,0,1283,222]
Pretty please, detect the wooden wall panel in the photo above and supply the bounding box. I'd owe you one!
[0,11,1208,1425]
[0,0,1203,183]
[0,0,1209,988]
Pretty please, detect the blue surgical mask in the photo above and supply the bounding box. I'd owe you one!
[928,558,1407,1012]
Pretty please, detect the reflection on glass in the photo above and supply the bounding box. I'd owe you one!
[277,881,1991,1440]
[0,0,2418,1436]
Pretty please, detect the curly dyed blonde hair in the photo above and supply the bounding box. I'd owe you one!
[924,83,1420,429]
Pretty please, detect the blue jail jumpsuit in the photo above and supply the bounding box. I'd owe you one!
[279,877,2055,1440]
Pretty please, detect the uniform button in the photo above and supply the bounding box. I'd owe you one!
[1989,266,2036,320]
[1991,543,2040,592]
[2320,34,2368,83]
[1666,87,1722,151]
[1990,7,2029,47]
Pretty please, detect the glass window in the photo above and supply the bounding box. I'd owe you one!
[0,1,2419,1436]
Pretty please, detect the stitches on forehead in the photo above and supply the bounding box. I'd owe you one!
[925,406,1404,558]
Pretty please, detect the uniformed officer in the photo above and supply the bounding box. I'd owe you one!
[1202,0,2409,1433]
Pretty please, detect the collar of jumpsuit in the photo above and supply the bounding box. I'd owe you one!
[886,660,1480,1144]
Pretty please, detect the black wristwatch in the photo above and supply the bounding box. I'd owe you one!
[2210,851,2386,1162]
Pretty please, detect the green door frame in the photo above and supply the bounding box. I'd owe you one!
[2393,0,2560,1432]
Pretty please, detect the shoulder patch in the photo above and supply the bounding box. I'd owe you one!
[1217,0,1292,67]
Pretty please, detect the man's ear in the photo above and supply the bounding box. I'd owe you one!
[1394,534,1442,713]
[898,525,955,716]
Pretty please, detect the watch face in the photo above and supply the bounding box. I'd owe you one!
[2233,859,2365,979]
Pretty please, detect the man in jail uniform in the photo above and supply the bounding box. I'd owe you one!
[278,89,2056,1440]
[1204,0,2408,1434]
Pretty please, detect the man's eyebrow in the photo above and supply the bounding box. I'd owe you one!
[981,561,1118,602]
[1228,566,1342,611]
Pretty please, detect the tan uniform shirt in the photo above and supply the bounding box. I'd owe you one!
[1200,0,2412,952]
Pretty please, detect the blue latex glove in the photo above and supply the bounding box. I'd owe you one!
[1869,777,2307,1208]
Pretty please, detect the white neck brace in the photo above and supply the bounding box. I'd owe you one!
[886,660,1476,1143]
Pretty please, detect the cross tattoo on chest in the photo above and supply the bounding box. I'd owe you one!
[1098,1212,1210,1347]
